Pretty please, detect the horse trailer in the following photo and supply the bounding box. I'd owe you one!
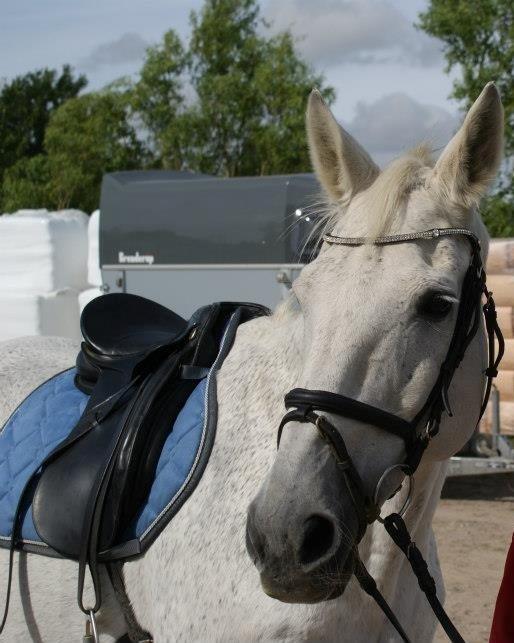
[98,170,320,317]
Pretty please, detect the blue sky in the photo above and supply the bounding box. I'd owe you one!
[1,0,463,164]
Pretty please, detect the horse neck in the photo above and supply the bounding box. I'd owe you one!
[218,301,302,427]
[213,300,307,514]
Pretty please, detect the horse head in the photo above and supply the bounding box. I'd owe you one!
[246,83,503,604]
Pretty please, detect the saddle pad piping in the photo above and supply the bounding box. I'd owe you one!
[0,536,48,548]
[139,310,239,542]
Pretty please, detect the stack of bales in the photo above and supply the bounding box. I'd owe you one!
[0,209,88,341]
[79,209,103,312]
[481,239,514,434]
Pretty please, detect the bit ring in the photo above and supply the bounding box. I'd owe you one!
[373,464,414,523]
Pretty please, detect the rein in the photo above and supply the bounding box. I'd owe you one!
[278,227,504,643]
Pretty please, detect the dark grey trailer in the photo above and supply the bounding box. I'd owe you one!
[99,171,321,316]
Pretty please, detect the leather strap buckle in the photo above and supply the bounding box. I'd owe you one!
[84,610,99,643]
[424,418,438,439]
[315,414,329,439]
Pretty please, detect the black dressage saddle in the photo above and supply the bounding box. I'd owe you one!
[25,293,268,613]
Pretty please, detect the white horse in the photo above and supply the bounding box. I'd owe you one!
[0,82,503,642]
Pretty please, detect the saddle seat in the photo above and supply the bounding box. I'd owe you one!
[81,292,188,356]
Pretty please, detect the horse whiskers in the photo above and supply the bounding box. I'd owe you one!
[312,565,353,589]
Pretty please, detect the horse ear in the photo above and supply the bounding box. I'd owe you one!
[306,89,379,203]
[431,82,504,208]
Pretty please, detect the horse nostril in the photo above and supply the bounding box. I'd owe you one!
[299,515,337,566]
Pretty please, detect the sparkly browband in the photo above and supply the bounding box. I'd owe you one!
[323,228,481,248]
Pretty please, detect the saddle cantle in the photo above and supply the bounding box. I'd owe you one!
[74,293,189,393]
[1,293,268,617]
[81,292,189,356]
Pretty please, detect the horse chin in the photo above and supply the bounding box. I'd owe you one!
[262,581,347,604]
[259,550,354,604]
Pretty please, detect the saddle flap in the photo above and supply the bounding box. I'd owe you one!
[31,345,188,558]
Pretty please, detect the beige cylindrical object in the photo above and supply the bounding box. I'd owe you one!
[486,275,514,307]
[497,307,514,338]
[499,340,514,370]
[496,371,514,401]
[481,400,514,435]
[487,239,514,274]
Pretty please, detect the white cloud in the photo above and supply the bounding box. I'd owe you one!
[79,33,149,71]
[343,92,459,164]
[265,0,442,68]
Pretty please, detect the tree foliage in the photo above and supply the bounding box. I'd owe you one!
[0,66,86,201]
[46,92,144,212]
[131,0,335,176]
[3,92,144,212]
[418,0,514,236]
[129,30,187,166]
[2,155,52,212]
[1,0,334,212]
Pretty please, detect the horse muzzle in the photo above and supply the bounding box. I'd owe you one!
[246,503,356,603]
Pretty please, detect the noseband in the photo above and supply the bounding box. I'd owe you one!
[277,228,504,643]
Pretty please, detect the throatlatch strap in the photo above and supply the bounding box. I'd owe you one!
[383,514,465,643]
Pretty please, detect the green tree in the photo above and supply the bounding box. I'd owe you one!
[132,0,335,175]
[3,92,144,212]
[2,155,52,212]
[0,66,87,201]
[130,30,186,167]
[1,0,334,211]
[44,92,144,211]
[418,1,514,236]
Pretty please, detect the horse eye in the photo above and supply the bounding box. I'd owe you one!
[417,292,454,320]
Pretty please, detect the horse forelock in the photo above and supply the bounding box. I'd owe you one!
[301,144,439,251]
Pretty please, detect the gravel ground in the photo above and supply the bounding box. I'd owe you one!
[433,473,514,643]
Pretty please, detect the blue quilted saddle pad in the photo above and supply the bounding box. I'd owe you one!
[0,366,210,556]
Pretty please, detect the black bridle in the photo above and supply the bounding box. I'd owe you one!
[277,228,504,643]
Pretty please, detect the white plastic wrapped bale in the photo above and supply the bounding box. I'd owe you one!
[79,287,103,313]
[88,209,102,286]
[0,209,88,293]
[0,289,81,341]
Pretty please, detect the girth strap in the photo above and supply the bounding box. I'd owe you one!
[108,562,153,643]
